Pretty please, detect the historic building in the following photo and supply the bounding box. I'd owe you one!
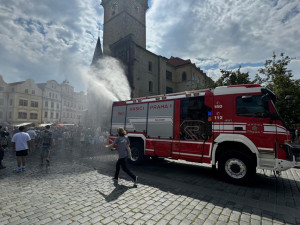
[0,76,10,123]
[6,79,43,125]
[0,75,86,126]
[61,81,86,125]
[37,80,62,124]
[92,0,213,98]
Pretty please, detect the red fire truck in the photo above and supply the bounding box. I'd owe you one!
[109,84,300,184]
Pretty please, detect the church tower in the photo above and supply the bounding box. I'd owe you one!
[101,0,148,55]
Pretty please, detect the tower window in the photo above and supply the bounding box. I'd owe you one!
[166,71,172,81]
[148,61,152,72]
[149,81,153,92]
[182,72,187,81]
[166,86,173,94]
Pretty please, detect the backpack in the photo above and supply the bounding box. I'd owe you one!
[41,130,52,145]
[0,131,8,147]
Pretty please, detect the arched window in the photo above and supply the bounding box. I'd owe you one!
[182,72,187,81]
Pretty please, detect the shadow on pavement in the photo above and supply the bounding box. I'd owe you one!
[95,181,136,202]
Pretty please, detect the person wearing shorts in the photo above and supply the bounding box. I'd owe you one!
[11,126,31,172]
[39,125,53,165]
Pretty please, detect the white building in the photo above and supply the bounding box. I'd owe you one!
[37,80,62,124]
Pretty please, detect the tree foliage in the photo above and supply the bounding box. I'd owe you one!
[215,52,299,128]
[254,52,300,128]
[215,66,251,87]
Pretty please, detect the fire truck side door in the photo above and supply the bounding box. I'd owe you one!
[234,94,276,167]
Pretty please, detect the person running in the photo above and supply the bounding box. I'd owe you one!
[39,125,53,165]
[105,127,137,186]
[11,126,31,172]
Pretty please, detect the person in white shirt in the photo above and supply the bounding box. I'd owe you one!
[11,126,31,172]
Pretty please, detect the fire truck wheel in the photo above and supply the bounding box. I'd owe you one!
[218,151,255,185]
[129,142,145,165]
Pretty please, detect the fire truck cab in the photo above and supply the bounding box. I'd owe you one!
[109,84,299,184]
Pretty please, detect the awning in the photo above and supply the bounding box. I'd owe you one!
[56,123,75,127]
[38,123,52,127]
[12,122,34,127]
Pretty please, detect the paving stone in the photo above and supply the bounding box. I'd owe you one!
[1,146,300,225]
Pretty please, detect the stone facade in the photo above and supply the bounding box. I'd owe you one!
[101,0,148,55]
[0,75,87,125]
[95,0,214,98]
[0,76,10,123]
[6,79,43,125]
[37,80,62,124]
[61,81,86,125]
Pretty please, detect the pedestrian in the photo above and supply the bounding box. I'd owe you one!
[26,127,37,152]
[11,126,31,172]
[0,126,9,169]
[105,127,137,186]
[39,125,53,165]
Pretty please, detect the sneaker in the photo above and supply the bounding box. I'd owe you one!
[16,167,22,173]
[46,159,50,163]
[112,177,118,182]
[21,167,26,171]
[134,176,138,185]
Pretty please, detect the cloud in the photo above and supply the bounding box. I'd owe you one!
[0,0,299,92]
[147,0,300,80]
[0,0,102,91]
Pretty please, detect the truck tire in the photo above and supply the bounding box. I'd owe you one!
[128,142,145,165]
[218,150,256,185]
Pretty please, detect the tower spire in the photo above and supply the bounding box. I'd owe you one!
[91,31,103,66]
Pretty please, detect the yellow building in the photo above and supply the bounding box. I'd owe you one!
[0,75,10,124]
[7,79,43,125]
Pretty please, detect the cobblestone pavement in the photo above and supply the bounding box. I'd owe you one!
[0,144,300,225]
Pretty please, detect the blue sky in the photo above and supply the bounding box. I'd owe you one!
[0,0,299,91]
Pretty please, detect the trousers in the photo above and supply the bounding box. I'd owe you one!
[114,157,136,180]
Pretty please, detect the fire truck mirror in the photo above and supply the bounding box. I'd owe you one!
[285,95,294,100]
[242,95,253,102]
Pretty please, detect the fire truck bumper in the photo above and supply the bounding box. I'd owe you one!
[274,158,296,171]
[275,144,300,170]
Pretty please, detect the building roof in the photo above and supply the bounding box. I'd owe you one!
[167,57,191,67]
[9,81,25,86]
[91,36,103,66]
[37,83,46,90]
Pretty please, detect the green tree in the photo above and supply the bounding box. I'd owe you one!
[254,52,300,128]
[215,66,251,87]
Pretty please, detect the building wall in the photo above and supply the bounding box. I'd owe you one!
[61,82,86,125]
[102,0,148,55]
[133,46,160,97]
[0,76,9,123]
[7,79,43,125]
[40,80,62,124]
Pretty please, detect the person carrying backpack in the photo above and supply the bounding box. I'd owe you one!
[0,125,9,169]
[40,125,53,165]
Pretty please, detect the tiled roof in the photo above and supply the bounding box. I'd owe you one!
[167,56,191,67]
[9,81,25,85]
[37,83,46,90]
